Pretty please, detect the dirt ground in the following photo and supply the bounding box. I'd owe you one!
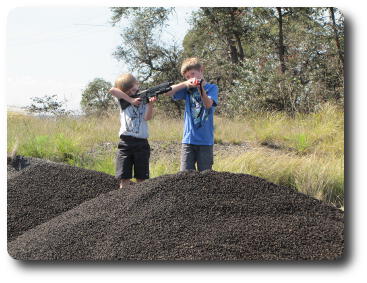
[87,140,253,163]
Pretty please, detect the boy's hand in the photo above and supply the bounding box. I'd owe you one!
[186,78,205,88]
[185,78,198,88]
[148,96,158,103]
[131,97,142,106]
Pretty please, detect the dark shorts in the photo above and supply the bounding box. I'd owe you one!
[180,143,213,171]
[115,135,150,180]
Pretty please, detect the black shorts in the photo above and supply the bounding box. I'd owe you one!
[115,135,150,180]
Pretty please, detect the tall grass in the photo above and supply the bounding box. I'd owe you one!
[214,148,344,207]
[215,103,344,156]
[7,103,344,207]
[148,117,183,142]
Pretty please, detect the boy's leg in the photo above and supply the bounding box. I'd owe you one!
[180,144,197,171]
[119,179,134,188]
[132,140,150,181]
[196,145,214,171]
[116,140,134,188]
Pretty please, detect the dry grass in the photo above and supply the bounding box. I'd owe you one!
[7,103,344,207]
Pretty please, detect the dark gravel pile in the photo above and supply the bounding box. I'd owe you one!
[7,156,118,241]
[7,155,34,180]
[8,170,344,261]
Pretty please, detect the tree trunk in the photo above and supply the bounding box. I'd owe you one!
[276,7,287,73]
[230,8,245,61]
[234,33,244,61]
[203,8,240,64]
[227,38,239,64]
[329,7,344,72]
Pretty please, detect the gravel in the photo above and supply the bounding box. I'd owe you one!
[8,165,344,261]
[7,156,118,241]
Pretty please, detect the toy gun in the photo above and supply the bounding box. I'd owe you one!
[119,81,173,111]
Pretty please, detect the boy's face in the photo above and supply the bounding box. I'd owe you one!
[184,68,203,80]
[126,82,139,96]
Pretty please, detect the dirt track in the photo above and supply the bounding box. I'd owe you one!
[8,157,343,261]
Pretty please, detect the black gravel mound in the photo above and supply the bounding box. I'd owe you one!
[8,170,344,261]
[7,155,33,179]
[7,156,118,241]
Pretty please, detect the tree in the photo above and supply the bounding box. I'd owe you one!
[208,8,342,113]
[276,7,287,74]
[110,8,176,81]
[109,7,344,116]
[181,7,253,115]
[110,7,184,116]
[329,7,344,70]
[201,8,247,65]
[80,78,116,115]
[25,94,69,116]
[183,7,250,78]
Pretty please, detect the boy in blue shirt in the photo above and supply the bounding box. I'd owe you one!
[165,57,219,171]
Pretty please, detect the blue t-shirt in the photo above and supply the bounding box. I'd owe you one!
[173,83,219,145]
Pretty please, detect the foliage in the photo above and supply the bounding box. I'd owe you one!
[80,78,116,116]
[110,7,344,116]
[184,7,344,115]
[110,7,178,82]
[25,95,70,116]
[110,7,186,116]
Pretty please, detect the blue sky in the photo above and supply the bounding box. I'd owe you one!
[6,6,197,111]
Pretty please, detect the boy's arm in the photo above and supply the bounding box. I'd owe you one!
[198,82,214,109]
[164,81,189,97]
[109,87,132,101]
[109,88,141,106]
[144,97,157,121]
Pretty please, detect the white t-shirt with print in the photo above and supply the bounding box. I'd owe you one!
[118,103,148,139]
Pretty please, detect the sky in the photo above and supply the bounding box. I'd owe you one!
[6,6,197,112]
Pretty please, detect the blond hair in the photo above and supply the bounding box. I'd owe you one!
[180,57,203,76]
[114,73,137,92]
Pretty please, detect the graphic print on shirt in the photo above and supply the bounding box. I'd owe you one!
[124,105,145,134]
[188,87,210,129]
